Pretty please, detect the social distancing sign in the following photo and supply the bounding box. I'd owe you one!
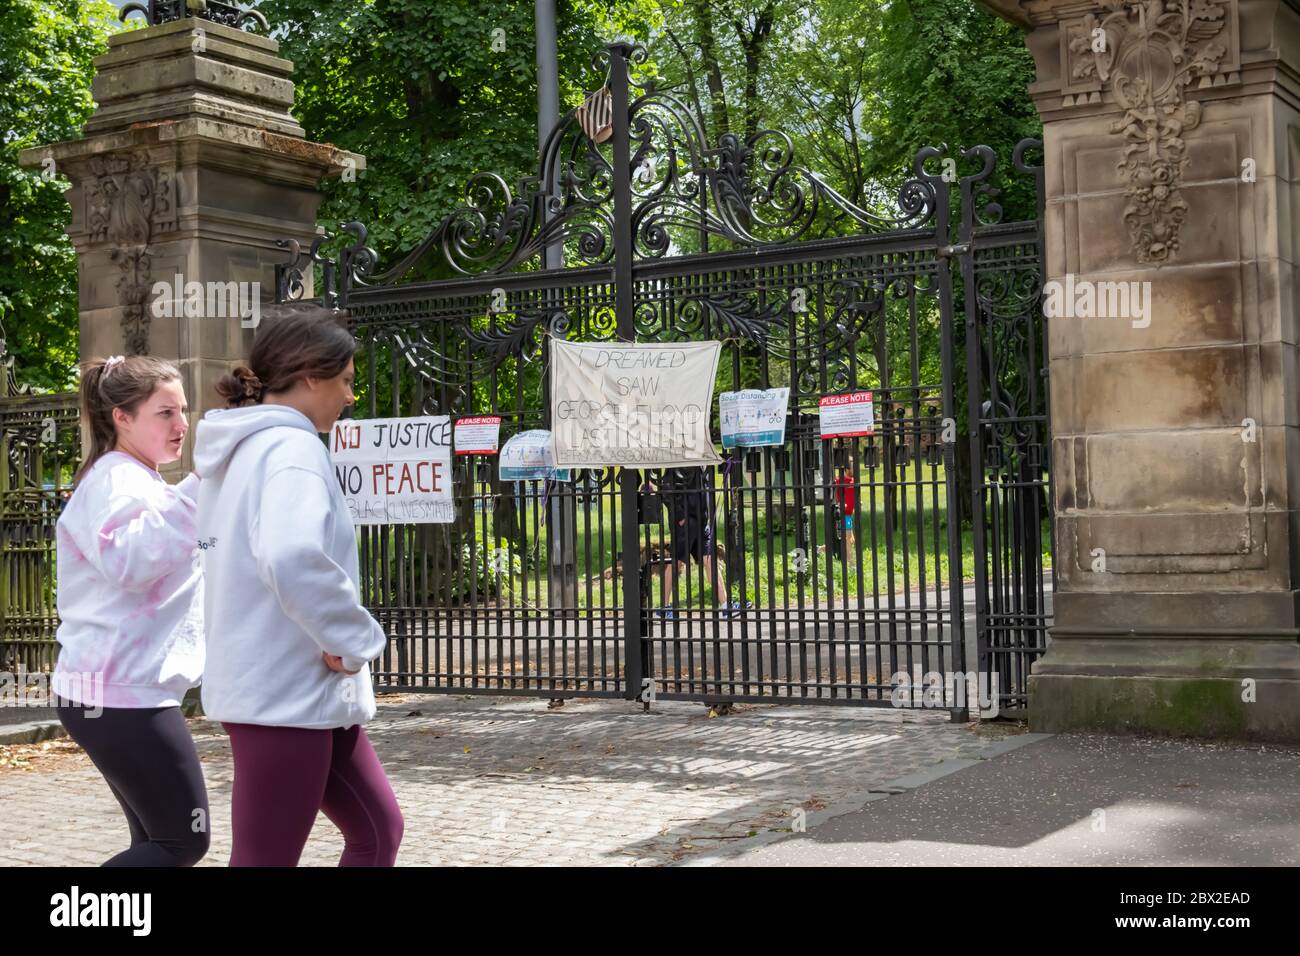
[500,430,570,481]
[720,387,789,448]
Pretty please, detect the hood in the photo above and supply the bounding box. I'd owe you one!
[193,404,320,477]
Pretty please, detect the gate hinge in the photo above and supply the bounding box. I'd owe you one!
[938,242,971,258]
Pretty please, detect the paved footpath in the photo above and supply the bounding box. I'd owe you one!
[0,694,1035,866]
[700,733,1300,867]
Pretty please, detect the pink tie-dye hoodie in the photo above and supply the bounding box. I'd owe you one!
[51,450,204,708]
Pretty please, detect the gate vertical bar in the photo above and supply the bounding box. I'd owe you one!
[959,148,991,720]
[608,42,643,701]
[538,2,576,615]
[924,149,968,722]
[1019,137,1053,608]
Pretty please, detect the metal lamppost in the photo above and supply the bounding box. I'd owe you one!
[535,1,578,615]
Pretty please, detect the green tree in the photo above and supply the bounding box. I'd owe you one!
[846,0,1041,218]
[0,0,121,392]
[642,0,1039,528]
[255,0,661,272]
[646,0,1039,223]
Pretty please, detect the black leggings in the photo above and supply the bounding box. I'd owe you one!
[56,703,210,867]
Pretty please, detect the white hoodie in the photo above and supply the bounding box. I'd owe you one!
[51,451,204,708]
[193,404,386,729]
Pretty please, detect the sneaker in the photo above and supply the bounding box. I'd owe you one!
[653,608,675,621]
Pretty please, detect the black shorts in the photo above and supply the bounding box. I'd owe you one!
[669,517,714,563]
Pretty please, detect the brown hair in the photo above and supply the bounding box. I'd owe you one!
[215,306,356,409]
[76,356,182,483]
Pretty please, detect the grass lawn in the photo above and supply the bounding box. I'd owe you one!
[378,462,1053,612]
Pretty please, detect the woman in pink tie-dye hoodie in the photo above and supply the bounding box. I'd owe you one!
[52,355,208,866]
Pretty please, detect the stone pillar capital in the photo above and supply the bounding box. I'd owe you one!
[17,17,363,475]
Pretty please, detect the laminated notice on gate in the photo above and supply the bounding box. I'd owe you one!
[330,416,455,525]
[550,339,722,468]
[720,388,789,448]
[499,430,571,482]
[818,391,875,438]
[454,416,502,455]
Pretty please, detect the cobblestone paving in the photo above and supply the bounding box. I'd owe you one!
[0,694,1017,866]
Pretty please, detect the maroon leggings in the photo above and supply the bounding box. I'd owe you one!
[221,721,403,867]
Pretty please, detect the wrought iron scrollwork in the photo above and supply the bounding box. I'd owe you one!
[274,224,377,307]
[338,222,378,290]
[376,307,562,390]
[276,42,949,297]
[274,232,339,305]
[119,0,269,31]
[625,86,938,254]
[965,139,1048,480]
[633,291,785,344]
[463,310,566,370]
[273,238,305,303]
[961,145,1002,227]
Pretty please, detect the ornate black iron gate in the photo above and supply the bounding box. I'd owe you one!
[959,141,1052,718]
[0,383,80,673]
[276,42,1050,717]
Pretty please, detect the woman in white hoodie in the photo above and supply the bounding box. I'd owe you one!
[53,355,207,866]
[194,308,402,867]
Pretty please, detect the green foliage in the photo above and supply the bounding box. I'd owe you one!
[455,524,523,602]
[646,0,1041,230]
[849,0,1041,219]
[0,0,121,391]
[3,0,1040,408]
[255,0,661,275]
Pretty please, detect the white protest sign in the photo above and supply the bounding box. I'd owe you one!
[330,416,454,524]
[720,388,789,448]
[499,430,571,482]
[454,416,502,455]
[550,340,721,468]
[818,391,875,438]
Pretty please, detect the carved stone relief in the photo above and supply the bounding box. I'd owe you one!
[1061,1,1240,263]
[85,153,177,354]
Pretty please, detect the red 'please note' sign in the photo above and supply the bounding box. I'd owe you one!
[818,391,874,438]
[454,416,502,455]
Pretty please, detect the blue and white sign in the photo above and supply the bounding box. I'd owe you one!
[499,430,571,482]
[719,387,789,449]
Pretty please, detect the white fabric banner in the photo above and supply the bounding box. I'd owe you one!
[550,340,722,468]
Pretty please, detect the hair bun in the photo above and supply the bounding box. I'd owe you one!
[215,365,264,408]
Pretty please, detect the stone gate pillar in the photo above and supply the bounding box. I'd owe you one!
[980,0,1300,739]
[19,13,362,480]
